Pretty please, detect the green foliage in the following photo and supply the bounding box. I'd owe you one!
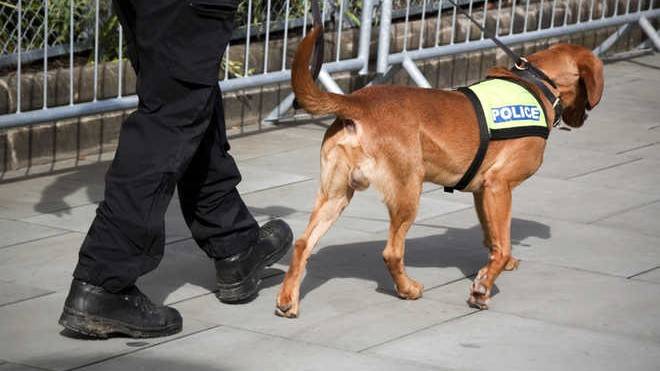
[1,0,365,70]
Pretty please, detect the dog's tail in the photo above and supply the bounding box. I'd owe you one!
[292,25,357,117]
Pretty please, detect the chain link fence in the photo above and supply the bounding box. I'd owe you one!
[0,0,111,61]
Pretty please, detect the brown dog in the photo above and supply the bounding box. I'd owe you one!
[275,26,604,318]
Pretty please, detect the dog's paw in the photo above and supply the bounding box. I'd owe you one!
[504,256,520,271]
[468,276,491,310]
[467,293,490,310]
[396,279,424,300]
[275,292,299,319]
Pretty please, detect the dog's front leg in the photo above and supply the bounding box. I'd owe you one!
[473,192,520,271]
[469,183,513,310]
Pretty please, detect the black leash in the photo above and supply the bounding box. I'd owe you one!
[309,0,324,82]
[293,0,324,110]
[444,0,563,127]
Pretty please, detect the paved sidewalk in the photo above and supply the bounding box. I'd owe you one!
[1,54,659,371]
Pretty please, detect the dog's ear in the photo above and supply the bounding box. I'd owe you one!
[576,51,604,110]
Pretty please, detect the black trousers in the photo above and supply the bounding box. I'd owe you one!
[74,0,258,293]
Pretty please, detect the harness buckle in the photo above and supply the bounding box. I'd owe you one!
[552,97,560,108]
[514,57,529,70]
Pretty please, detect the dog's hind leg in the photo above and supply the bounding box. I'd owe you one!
[473,192,519,271]
[382,181,424,300]
[468,183,514,310]
[275,149,354,318]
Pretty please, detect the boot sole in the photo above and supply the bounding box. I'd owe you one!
[59,307,182,339]
[217,231,293,304]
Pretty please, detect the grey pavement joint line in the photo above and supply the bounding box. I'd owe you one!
[507,257,652,281]
[357,310,481,353]
[217,321,438,370]
[65,325,223,371]
[240,177,315,196]
[0,230,72,251]
[627,265,660,279]
[565,157,643,180]
[615,141,659,155]
[588,199,660,224]
[424,274,478,293]
[2,219,84,236]
[0,361,53,371]
[15,201,101,222]
[239,142,322,163]
[0,290,57,308]
[426,291,660,346]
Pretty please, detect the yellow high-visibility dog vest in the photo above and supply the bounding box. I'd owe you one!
[460,78,550,140]
[445,78,550,193]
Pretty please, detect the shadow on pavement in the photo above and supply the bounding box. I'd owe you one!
[298,218,552,300]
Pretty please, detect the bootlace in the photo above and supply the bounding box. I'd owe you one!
[122,286,157,313]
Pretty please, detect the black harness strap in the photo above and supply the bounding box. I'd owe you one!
[511,68,563,127]
[444,87,490,193]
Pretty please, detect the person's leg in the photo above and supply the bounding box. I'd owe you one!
[177,89,293,303]
[60,0,230,338]
[177,92,259,259]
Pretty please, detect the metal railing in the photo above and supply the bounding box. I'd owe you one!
[0,0,658,130]
[376,0,659,88]
[0,0,376,129]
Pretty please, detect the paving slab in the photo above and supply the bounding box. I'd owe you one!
[617,141,660,160]
[78,325,437,371]
[495,176,655,224]
[567,158,660,196]
[21,198,192,243]
[0,174,103,219]
[417,209,660,278]
[240,144,323,177]
[594,200,660,238]
[0,233,84,292]
[0,281,53,307]
[366,310,660,371]
[19,204,98,235]
[0,292,214,371]
[235,163,311,195]
[536,142,642,180]
[425,261,660,342]
[229,125,325,162]
[174,275,397,339]
[0,218,68,248]
[0,362,45,371]
[290,298,475,352]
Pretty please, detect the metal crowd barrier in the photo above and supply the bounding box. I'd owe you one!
[0,0,376,129]
[375,0,660,88]
[0,0,658,130]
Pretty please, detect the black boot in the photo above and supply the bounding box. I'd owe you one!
[215,219,293,303]
[59,280,182,338]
